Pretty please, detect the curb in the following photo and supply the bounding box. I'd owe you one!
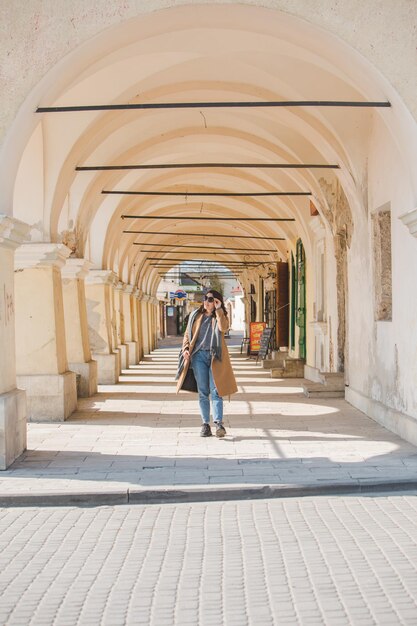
[1,479,417,507]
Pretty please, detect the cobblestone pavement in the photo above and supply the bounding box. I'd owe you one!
[1,494,417,625]
[1,342,417,499]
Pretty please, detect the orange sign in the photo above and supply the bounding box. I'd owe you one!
[249,322,266,353]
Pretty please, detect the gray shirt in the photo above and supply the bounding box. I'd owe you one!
[193,314,213,354]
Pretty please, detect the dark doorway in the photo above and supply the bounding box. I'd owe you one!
[166,305,179,335]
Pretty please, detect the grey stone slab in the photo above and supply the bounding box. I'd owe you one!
[0,491,128,506]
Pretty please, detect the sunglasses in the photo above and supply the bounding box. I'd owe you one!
[204,296,215,303]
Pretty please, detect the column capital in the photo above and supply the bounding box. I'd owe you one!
[85,269,118,286]
[115,281,125,291]
[61,258,94,280]
[14,243,71,270]
[399,207,417,238]
[142,293,151,303]
[124,284,135,295]
[0,215,31,251]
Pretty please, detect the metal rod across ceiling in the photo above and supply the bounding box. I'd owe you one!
[38,100,391,113]
[122,215,294,222]
[159,272,240,274]
[133,242,276,251]
[150,264,259,268]
[137,250,269,255]
[106,190,309,197]
[147,260,261,265]
[124,230,285,240]
[148,261,261,265]
[77,163,339,171]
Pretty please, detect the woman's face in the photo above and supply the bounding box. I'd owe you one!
[203,292,216,314]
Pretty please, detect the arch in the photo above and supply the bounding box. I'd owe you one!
[4,2,417,444]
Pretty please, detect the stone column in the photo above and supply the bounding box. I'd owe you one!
[242,296,251,338]
[151,297,158,351]
[85,270,119,384]
[61,259,98,397]
[149,297,156,352]
[140,294,150,355]
[0,216,30,469]
[14,243,77,422]
[134,290,144,361]
[109,278,121,375]
[129,288,140,364]
[115,281,129,370]
[123,285,139,366]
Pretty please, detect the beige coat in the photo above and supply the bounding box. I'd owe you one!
[176,308,238,397]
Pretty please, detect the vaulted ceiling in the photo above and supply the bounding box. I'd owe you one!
[13,4,394,294]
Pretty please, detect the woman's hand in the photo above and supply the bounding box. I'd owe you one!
[214,298,222,310]
[183,348,190,361]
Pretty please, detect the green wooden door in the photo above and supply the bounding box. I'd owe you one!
[290,253,296,350]
[296,239,306,359]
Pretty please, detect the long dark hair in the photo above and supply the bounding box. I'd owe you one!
[198,289,228,318]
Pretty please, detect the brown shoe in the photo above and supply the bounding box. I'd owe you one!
[214,422,226,438]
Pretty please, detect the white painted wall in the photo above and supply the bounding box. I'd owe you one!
[226,295,245,332]
[347,112,417,421]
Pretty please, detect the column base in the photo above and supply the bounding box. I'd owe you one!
[303,364,323,383]
[118,344,129,370]
[93,352,119,385]
[125,342,138,366]
[69,360,98,397]
[0,388,27,470]
[16,372,77,422]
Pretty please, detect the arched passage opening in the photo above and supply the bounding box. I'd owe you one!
[1,3,417,469]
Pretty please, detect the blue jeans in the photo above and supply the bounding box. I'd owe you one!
[191,350,223,424]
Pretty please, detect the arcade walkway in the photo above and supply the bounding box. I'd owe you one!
[1,343,417,504]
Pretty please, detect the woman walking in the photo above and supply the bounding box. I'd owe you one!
[176,290,238,437]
